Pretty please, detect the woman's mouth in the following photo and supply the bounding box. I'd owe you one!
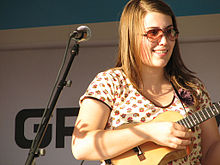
[153,49,168,56]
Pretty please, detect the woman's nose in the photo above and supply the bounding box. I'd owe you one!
[158,34,168,45]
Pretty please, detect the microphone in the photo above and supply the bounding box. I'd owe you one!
[70,25,91,42]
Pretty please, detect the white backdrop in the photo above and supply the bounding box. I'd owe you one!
[0,14,220,165]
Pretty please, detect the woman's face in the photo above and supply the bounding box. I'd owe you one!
[141,12,176,69]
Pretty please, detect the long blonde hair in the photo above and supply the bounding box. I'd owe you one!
[116,0,199,105]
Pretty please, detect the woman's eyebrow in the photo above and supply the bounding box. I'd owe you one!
[145,24,173,30]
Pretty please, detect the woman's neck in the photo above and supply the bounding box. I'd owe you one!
[140,66,174,107]
[141,66,167,88]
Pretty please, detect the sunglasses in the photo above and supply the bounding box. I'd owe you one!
[143,27,179,42]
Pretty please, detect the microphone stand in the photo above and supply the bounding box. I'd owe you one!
[25,36,79,165]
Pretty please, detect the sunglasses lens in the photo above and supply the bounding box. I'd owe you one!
[166,28,178,40]
[147,29,162,41]
[145,28,178,42]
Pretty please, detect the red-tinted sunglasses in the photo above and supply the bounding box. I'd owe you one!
[143,27,179,42]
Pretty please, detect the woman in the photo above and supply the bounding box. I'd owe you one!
[72,0,220,164]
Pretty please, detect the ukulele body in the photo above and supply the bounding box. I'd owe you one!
[109,111,192,165]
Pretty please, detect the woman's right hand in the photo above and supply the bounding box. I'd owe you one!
[143,121,193,149]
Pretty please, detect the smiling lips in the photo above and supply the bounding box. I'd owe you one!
[153,49,169,56]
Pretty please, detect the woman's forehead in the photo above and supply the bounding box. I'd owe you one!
[143,12,173,29]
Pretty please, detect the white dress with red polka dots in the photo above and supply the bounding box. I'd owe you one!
[80,68,212,165]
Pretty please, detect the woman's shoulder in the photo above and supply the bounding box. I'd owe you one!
[98,67,124,77]
[95,67,128,82]
[193,79,210,97]
[192,79,212,109]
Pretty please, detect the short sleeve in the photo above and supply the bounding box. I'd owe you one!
[195,81,212,110]
[79,70,117,109]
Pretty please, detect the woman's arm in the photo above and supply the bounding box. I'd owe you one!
[201,118,220,165]
[71,98,193,161]
[71,98,148,160]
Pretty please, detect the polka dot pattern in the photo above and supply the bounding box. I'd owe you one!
[80,68,212,164]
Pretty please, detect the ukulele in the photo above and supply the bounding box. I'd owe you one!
[104,102,220,165]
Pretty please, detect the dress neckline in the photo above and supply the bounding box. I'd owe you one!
[118,69,176,108]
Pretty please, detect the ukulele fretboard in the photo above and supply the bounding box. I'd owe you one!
[177,102,220,128]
